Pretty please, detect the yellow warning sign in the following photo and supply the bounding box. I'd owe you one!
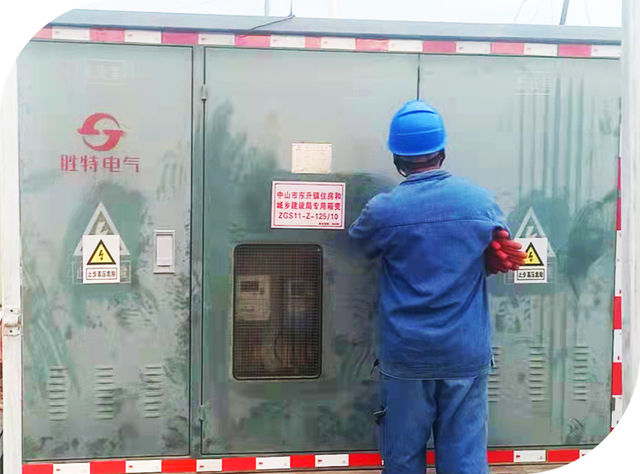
[523,242,544,267]
[87,239,116,266]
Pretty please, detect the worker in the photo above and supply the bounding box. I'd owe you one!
[349,100,525,474]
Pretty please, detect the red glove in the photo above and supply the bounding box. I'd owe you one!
[485,230,527,275]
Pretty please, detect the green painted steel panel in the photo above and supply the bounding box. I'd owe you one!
[418,55,619,445]
[201,48,416,454]
[18,41,193,461]
[200,48,620,454]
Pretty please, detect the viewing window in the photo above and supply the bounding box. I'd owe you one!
[233,244,323,380]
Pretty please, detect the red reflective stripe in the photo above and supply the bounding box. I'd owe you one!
[614,296,622,330]
[612,362,623,396]
[235,35,271,47]
[90,28,125,43]
[617,196,622,231]
[617,156,622,230]
[491,42,525,55]
[349,453,383,466]
[558,44,592,57]
[162,458,197,472]
[547,449,580,463]
[426,451,436,464]
[355,39,389,52]
[222,457,256,471]
[423,41,456,54]
[90,460,127,473]
[20,449,598,472]
[22,465,53,474]
[162,32,199,45]
[488,450,514,464]
[305,37,322,49]
[289,455,315,469]
[33,27,53,40]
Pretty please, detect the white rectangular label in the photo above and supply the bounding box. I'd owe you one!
[456,41,490,55]
[53,463,90,474]
[315,454,349,468]
[514,450,546,463]
[615,230,622,296]
[155,231,174,267]
[321,37,356,50]
[82,234,120,284]
[198,33,235,46]
[256,457,291,470]
[524,43,558,57]
[125,460,162,473]
[52,27,91,41]
[291,142,332,174]
[197,459,223,472]
[270,35,306,49]
[125,30,162,44]
[389,39,423,53]
[514,238,548,284]
[611,395,623,427]
[591,45,621,58]
[580,449,592,458]
[272,181,345,229]
[613,329,622,362]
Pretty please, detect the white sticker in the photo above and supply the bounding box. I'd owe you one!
[82,235,120,284]
[514,238,548,284]
[271,181,345,229]
[291,143,332,174]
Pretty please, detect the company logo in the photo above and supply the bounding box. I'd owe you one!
[77,113,125,151]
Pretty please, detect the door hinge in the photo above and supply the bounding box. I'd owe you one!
[2,307,22,336]
[201,85,208,101]
[196,404,206,421]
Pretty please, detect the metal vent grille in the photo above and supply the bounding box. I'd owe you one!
[233,244,323,380]
[86,60,124,84]
[488,347,503,403]
[47,366,69,421]
[572,346,590,402]
[528,347,549,402]
[95,365,115,420]
[143,364,163,418]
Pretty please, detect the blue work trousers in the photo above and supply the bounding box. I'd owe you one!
[376,372,489,474]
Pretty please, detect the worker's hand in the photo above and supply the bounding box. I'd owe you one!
[485,230,527,275]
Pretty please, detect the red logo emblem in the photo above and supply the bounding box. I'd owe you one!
[78,113,125,152]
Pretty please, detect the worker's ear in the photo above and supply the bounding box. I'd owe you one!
[393,156,408,177]
[438,150,446,166]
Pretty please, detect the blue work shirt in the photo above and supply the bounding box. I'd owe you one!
[349,169,506,379]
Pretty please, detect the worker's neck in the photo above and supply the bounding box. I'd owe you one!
[408,164,441,175]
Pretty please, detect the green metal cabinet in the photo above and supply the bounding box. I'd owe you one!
[17,32,620,461]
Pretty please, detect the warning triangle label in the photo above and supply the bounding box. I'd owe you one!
[87,239,116,265]
[514,207,555,258]
[73,203,130,257]
[523,242,544,266]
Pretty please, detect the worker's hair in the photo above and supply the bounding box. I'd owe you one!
[393,149,446,177]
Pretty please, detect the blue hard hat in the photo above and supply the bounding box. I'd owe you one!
[387,100,447,157]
